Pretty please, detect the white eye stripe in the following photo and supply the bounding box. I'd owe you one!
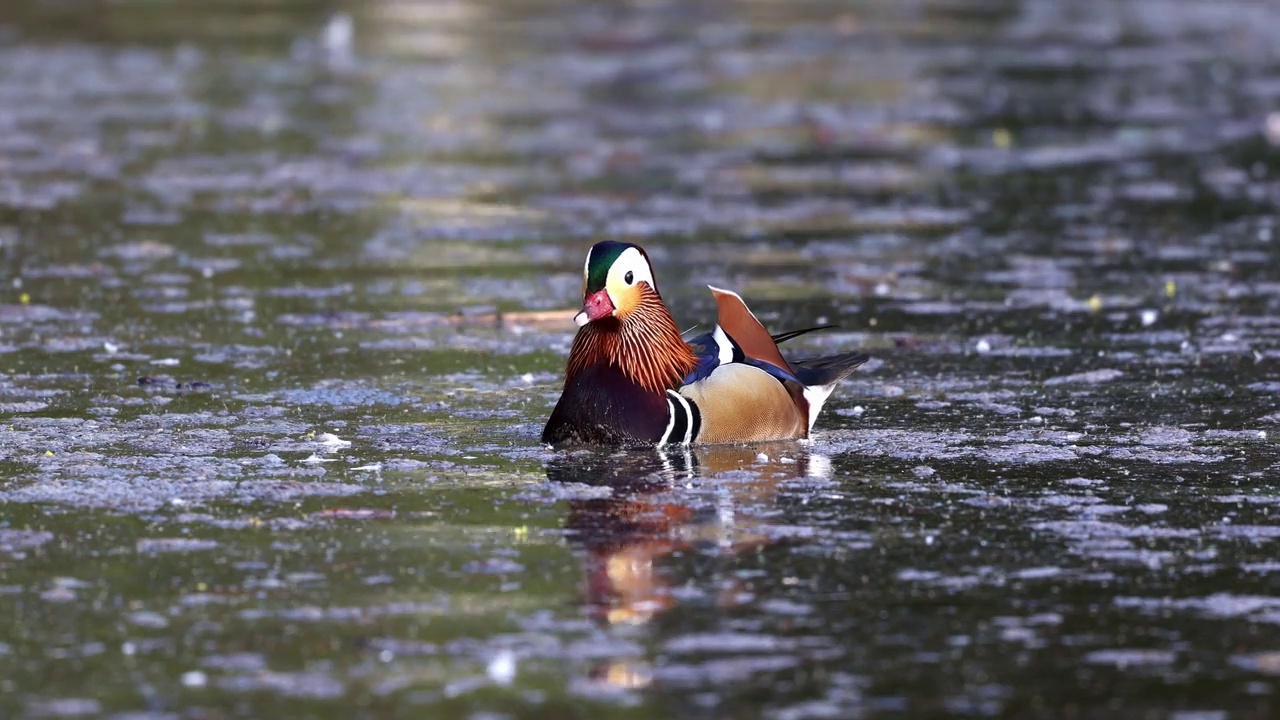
[610,247,656,292]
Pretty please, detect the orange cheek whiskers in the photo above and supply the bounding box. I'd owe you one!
[566,287,696,396]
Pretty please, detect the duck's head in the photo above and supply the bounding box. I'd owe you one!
[574,241,659,327]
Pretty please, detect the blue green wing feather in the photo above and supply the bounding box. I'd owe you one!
[683,327,800,386]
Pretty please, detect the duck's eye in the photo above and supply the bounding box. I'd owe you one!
[624,271,634,285]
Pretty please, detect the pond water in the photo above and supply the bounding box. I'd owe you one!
[1,0,1279,717]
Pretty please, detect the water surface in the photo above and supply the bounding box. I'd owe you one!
[1,0,1279,717]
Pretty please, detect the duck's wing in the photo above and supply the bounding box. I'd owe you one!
[707,286,795,374]
[672,288,868,441]
[673,289,811,444]
[688,288,850,384]
[683,325,799,386]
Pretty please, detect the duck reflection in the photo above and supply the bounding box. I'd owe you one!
[545,443,833,628]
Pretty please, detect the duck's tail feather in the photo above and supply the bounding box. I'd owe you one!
[770,324,838,345]
[789,352,870,388]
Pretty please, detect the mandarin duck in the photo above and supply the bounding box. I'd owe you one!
[542,241,868,446]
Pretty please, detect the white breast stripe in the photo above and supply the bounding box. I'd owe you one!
[659,397,678,446]
[712,325,734,365]
[665,390,697,445]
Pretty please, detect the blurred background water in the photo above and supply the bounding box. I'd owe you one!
[1,0,1279,718]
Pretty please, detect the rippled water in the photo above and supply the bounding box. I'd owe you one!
[1,0,1279,717]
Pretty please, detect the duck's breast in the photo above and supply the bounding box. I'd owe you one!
[542,362,670,446]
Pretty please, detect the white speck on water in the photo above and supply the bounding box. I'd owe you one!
[487,650,516,685]
[379,650,393,663]
[150,358,180,366]
[0,401,49,413]
[976,339,992,353]
[807,454,832,478]
[41,587,77,602]
[1044,368,1123,386]
[121,642,136,656]
[315,433,351,449]
[1140,309,1158,326]
[352,463,382,471]
[850,405,865,416]
[301,454,338,464]
[521,373,534,383]
[756,453,770,462]
[1266,111,1280,145]
[181,670,208,688]
[1169,711,1227,720]
[103,341,119,354]
[25,699,101,717]
[324,13,354,54]
[1016,566,1062,579]
[1084,648,1176,667]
